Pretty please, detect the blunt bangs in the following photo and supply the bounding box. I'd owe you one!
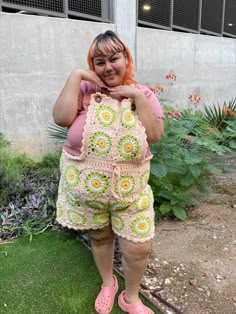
[89,36,125,59]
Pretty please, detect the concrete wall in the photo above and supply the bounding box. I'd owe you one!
[0,13,116,158]
[0,12,235,159]
[136,27,236,110]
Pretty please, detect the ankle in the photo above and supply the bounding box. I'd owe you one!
[124,291,139,304]
[102,275,115,287]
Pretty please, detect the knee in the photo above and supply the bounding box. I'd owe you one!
[120,239,153,264]
[88,225,115,245]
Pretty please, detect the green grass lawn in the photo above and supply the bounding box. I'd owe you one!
[0,230,159,313]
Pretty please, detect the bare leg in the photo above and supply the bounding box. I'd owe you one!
[119,237,153,303]
[88,225,115,287]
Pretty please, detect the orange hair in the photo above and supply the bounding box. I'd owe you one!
[87,30,136,85]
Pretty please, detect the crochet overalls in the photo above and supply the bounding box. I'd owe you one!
[56,92,155,243]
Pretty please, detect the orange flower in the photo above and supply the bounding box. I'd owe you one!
[156,85,164,93]
[148,85,164,94]
[148,86,156,92]
[222,108,234,116]
[188,92,201,106]
[166,110,180,119]
[227,108,234,116]
[165,73,176,81]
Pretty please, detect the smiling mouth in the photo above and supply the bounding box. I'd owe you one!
[105,73,117,78]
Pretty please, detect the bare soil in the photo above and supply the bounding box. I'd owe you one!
[143,154,236,314]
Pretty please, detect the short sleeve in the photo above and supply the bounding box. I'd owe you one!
[78,80,96,112]
[136,84,165,119]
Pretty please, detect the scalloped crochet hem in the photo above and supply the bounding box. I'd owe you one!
[56,218,110,231]
[56,219,154,243]
[113,230,155,243]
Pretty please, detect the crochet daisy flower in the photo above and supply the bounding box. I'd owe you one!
[112,215,125,231]
[90,132,112,156]
[65,165,80,188]
[130,216,152,237]
[96,104,116,127]
[116,175,135,195]
[85,172,109,195]
[120,106,137,128]
[93,213,110,225]
[135,192,151,211]
[67,210,86,226]
[117,135,140,160]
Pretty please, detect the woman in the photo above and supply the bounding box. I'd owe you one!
[53,30,164,314]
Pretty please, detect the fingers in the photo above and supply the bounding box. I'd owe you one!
[107,86,133,97]
[107,88,117,93]
[93,75,109,89]
[81,70,107,88]
[107,87,120,95]
[96,80,107,88]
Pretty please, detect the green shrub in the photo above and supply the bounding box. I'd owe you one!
[47,123,68,145]
[203,98,236,130]
[0,134,28,203]
[0,135,60,240]
[149,109,228,221]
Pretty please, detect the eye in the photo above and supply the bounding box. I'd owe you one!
[111,57,118,63]
[95,61,104,66]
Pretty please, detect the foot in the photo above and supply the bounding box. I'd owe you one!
[95,275,119,314]
[118,291,154,314]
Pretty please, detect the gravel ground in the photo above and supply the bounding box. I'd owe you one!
[144,154,236,314]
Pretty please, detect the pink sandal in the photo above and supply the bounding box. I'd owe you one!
[118,291,154,314]
[95,275,119,314]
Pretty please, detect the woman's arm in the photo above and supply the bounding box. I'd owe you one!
[53,69,106,127]
[133,90,164,143]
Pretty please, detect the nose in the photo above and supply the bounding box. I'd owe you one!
[104,61,113,72]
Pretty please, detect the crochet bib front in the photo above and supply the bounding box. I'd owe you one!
[77,92,150,164]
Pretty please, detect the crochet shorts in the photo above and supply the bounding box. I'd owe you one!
[56,150,155,243]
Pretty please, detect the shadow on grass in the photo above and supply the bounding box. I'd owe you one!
[0,230,159,313]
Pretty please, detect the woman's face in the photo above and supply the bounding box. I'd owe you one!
[93,52,126,87]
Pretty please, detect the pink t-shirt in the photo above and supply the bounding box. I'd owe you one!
[64,80,164,156]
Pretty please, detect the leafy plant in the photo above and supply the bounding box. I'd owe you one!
[149,110,227,221]
[0,136,60,241]
[0,132,10,148]
[202,98,236,130]
[0,135,28,203]
[179,105,236,150]
[47,122,68,144]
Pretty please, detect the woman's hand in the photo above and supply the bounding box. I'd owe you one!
[107,85,141,101]
[78,69,108,88]
[108,85,164,144]
[53,69,108,127]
